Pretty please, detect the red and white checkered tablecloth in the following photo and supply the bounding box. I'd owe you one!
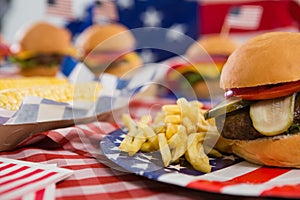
[0,98,217,200]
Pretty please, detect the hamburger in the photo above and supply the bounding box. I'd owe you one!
[205,32,300,168]
[186,34,238,61]
[10,21,76,76]
[75,23,142,77]
[167,35,239,100]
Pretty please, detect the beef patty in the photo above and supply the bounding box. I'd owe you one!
[215,93,300,140]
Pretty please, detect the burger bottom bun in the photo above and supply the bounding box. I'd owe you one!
[19,65,59,76]
[215,133,300,168]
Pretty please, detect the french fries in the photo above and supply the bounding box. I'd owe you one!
[185,132,211,173]
[119,98,219,173]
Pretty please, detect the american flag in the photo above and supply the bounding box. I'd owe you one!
[224,5,263,30]
[94,0,118,23]
[46,0,73,19]
[0,157,72,199]
[116,0,198,63]
[65,0,297,62]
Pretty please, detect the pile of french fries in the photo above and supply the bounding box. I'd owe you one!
[119,98,221,173]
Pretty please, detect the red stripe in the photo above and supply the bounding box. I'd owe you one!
[187,167,290,193]
[47,7,71,11]
[57,174,145,188]
[261,183,300,198]
[0,163,16,171]
[19,152,85,162]
[0,171,57,195]
[47,10,71,13]
[62,163,107,170]
[35,187,46,200]
[46,11,73,18]
[0,166,30,179]
[55,187,162,200]
[0,169,44,187]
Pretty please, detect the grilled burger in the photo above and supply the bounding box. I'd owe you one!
[10,21,76,76]
[75,23,142,77]
[183,35,239,99]
[205,32,300,168]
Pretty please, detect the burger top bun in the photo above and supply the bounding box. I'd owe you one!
[16,21,71,54]
[186,34,238,61]
[76,23,135,54]
[220,32,300,89]
[217,134,300,168]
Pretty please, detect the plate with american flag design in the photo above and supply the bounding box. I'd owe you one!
[100,128,300,198]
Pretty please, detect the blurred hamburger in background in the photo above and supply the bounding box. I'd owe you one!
[205,32,300,168]
[186,34,238,61]
[75,23,142,77]
[10,21,76,76]
[186,35,239,99]
[166,35,238,100]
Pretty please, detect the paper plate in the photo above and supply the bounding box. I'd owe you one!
[100,129,300,199]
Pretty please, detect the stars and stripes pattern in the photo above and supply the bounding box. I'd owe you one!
[0,157,72,199]
[102,122,300,198]
[93,1,118,23]
[46,0,73,19]
[224,5,263,30]
[200,1,297,35]
[61,0,298,62]
[185,162,300,197]
[116,0,198,63]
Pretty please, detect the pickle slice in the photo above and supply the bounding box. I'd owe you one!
[250,94,295,136]
[204,97,251,119]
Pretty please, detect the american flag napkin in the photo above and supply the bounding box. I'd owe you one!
[18,183,55,200]
[0,157,73,199]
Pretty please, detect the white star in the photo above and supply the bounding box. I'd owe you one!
[222,154,236,161]
[167,163,186,171]
[115,139,123,144]
[141,7,163,27]
[135,156,150,163]
[137,171,144,176]
[106,153,120,160]
[139,49,156,63]
[132,163,149,170]
[166,24,187,42]
[116,0,134,10]
[140,153,153,160]
[111,146,120,151]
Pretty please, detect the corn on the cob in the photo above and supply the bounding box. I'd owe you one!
[0,82,102,110]
[0,77,68,90]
